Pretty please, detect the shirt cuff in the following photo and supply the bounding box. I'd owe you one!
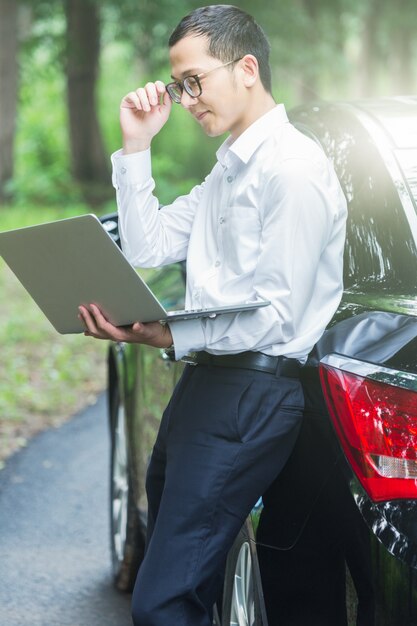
[168,319,206,360]
[111,148,152,188]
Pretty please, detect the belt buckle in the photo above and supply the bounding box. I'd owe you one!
[181,352,198,366]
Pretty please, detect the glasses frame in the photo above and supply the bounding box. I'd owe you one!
[166,57,243,104]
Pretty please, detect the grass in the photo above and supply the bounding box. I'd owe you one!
[0,206,108,467]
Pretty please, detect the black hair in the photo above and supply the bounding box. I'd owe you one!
[169,5,272,94]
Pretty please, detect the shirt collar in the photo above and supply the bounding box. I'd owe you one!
[216,103,289,167]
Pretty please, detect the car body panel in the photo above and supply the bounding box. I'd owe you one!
[254,99,417,624]
[256,99,417,555]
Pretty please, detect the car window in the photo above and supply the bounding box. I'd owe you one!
[294,111,417,294]
[139,263,186,310]
[339,136,417,291]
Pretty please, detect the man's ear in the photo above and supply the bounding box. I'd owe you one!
[240,54,259,88]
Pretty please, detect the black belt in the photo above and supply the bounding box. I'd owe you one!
[183,351,301,378]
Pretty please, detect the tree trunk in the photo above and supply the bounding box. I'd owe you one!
[65,0,109,197]
[357,0,380,97]
[390,0,416,94]
[296,0,320,103]
[0,0,19,203]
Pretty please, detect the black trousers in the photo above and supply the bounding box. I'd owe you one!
[131,363,304,626]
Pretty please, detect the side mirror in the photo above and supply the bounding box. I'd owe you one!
[100,212,120,248]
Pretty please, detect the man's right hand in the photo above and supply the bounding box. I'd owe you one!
[120,81,172,154]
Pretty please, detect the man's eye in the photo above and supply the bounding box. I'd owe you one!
[185,77,200,95]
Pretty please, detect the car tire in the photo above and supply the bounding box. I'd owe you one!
[222,524,263,626]
[109,378,145,592]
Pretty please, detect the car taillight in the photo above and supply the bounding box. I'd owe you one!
[319,355,417,502]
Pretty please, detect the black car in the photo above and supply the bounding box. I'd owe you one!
[102,96,417,626]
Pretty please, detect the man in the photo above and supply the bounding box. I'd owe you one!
[79,5,347,625]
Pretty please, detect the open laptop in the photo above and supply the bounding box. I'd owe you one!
[0,214,270,334]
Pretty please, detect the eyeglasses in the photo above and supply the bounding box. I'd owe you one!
[166,58,242,104]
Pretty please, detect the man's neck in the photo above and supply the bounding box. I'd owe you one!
[230,93,277,141]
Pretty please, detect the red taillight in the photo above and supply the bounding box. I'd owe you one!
[319,361,417,502]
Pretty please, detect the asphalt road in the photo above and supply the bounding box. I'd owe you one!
[0,394,132,626]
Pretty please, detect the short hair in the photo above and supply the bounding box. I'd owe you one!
[169,5,272,94]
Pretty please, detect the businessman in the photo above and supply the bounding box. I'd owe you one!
[79,5,347,625]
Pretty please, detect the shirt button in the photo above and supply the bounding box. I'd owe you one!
[120,166,127,174]
[219,217,225,224]
[215,260,221,267]
[226,175,234,183]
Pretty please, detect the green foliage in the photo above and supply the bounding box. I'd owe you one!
[9,0,417,211]
[100,0,193,74]
[12,12,217,210]
[12,11,82,207]
[0,206,106,463]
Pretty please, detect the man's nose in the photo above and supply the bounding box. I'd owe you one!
[180,89,197,109]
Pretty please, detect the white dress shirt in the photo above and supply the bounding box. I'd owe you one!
[111,104,347,361]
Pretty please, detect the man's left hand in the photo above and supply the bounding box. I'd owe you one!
[78,304,173,348]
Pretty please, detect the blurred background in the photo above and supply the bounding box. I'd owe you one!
[0,0,417,464]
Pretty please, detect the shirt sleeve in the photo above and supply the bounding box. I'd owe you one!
[111,148,205,267]
[169,157,346,360]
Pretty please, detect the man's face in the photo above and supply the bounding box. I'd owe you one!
[169,35,249,139]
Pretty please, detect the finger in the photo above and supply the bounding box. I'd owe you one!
[81,304,109,336]
[89,304,116,334]
[155,80,167,103]
[121,91,142,110]
[162,89,173,109]
[78,307,87,329]
[78,316,90,336]
[88,305,134,343]
[145,82,158,106]
[80,305,119,341]
[136,87,151,112]
[78,305,100,336]
[155,80,166,94]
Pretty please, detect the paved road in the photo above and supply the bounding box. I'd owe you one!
[0,394,132,626]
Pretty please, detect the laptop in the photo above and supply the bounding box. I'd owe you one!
[0,214,270,334]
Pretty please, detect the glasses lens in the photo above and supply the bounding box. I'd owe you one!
[184,76,201,97]
[166,83,182,103]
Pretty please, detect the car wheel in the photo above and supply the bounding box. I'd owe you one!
[110,378,145,592]
[222,525,263,626]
